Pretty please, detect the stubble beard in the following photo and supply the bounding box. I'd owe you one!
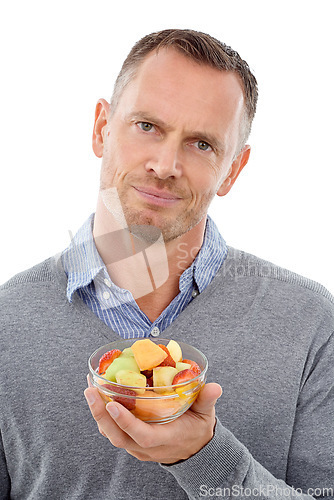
[100,165,212,244]
[118,186,209,244]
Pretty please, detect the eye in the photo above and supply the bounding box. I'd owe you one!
[138,122,154,132]
[196,140,212,151]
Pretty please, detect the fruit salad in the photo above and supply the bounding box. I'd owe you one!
[89,338,207,423]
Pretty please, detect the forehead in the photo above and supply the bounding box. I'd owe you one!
[116,49,245,147]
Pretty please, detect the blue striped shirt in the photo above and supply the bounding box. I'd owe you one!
[61,214,227,339]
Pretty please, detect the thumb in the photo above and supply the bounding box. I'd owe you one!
[191,382,222,416]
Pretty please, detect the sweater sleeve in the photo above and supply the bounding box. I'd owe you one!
[160,331,334,499]
[0,430,10,499]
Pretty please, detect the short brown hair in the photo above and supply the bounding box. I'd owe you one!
[111,29,258,150]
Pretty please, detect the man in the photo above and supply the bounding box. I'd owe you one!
[0,29,333,499]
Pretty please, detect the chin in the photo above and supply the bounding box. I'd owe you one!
[122,200,206,244]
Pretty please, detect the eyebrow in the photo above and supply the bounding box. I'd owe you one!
[125,112,173,132]
[125,111,226,154]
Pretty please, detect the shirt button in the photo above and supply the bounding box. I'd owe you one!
[104,278,112,288]
[192,290,199,298]
[150,326,160,337]
[102,291,110,300]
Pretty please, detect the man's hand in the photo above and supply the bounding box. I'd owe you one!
[84,382,222,464]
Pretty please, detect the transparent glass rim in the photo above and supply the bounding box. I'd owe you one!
[88,338,208,396]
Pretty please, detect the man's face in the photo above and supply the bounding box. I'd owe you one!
[95,49,247,242]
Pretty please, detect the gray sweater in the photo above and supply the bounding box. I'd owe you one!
[0,247,333,499]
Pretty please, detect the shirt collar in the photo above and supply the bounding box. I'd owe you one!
[61,214,104,302]
[179,215,227,293]
[61,213,227,302]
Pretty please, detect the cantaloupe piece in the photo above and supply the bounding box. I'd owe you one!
[131,339,167,371]
[132,391,182,421]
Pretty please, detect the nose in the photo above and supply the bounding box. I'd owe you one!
[145,141,183,179]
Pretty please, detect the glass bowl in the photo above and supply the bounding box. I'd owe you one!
[88,338,208,424]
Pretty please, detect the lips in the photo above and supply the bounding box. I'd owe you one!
[133,186,182,207]
[135,186,181,200]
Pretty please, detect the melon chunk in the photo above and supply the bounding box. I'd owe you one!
[131,339,168,371]
[119,347,135,358]
[116,370,146,395]
[175,361,191,372]
[153,366,178,393]
[105,356,140,382]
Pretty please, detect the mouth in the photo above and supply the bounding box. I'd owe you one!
[133,186,182,208]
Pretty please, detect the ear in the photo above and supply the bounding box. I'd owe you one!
[92,98,111,158]
[217,145,251,197]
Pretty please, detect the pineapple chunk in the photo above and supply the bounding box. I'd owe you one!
[166,340,182,363]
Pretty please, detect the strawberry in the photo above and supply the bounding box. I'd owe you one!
[158,344,176,368]
[98,349,122,374]
[172,368,197,385]
[103,384,136,411]
[141,369,153,378]
[182,359,201,375]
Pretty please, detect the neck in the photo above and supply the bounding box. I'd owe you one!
[93,194,206,319]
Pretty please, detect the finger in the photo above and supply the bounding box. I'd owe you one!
[87,374,93,388]
[84,388,135,448]
[191,382,222,416]
[105,401,161,449]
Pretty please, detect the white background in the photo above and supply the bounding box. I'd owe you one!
[0,0,333,292]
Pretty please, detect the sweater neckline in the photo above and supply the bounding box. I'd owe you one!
[50,250,227,341]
